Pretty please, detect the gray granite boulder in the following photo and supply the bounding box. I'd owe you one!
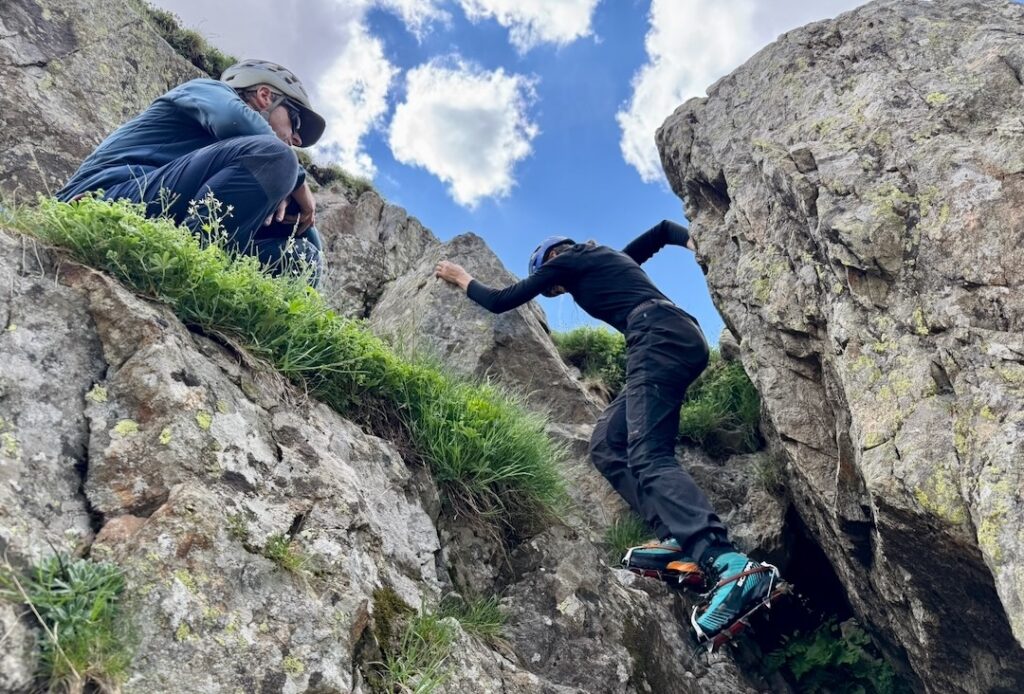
[658,0,1024,690]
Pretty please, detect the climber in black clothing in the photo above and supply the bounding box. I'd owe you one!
[434,220,780,644]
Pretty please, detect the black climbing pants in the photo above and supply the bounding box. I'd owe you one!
[589,301,728,561]
[102,135,323,287]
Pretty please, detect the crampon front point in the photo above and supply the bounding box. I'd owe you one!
[690,562,788,653]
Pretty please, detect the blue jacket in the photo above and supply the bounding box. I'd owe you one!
[57,79,303,201]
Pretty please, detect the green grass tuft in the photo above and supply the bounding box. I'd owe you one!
[552,326,626,397]
[131,1,237,77]
[10,197,567,538]
[0,555,131,691]
[370,597,454,694]
[295,151,375,198]
[380,611,454,693]
[679,350,762,458]
[263,534,308,574]
[439,595,505,641]
[602,513,654,565]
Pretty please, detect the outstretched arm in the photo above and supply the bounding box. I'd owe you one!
[435,260,566,313]
[621,219,691,265]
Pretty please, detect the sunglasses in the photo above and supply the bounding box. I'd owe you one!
[283,100,302,134]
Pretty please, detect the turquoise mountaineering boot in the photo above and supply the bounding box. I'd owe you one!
[691,551,780,649]
[622,538,704,588]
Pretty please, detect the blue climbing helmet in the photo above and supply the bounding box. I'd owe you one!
[528,236,575,276]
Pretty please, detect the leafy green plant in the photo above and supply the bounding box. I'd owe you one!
[678,350,762,457]
[0,555,132,692]
[764,619,907,693]
[602,513,653,565]
[12,197,566,539]
[263,534,308,574]
[132,1,236,77]
[553,326,626,397]
[439,595,504,641]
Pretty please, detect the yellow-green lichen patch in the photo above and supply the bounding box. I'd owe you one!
[216,400,231,414]
[812,115,842,138]
[912,308,929,336]
[173,568,198,593]
[996,364,1024,389]
[159,427,173,445]
[282,655,305,676]
[112,419,139,438]
[862,430,889,450]
[5,324,15,332]
[195,410,213,431]
[86,384,108,403]
[746,251,790,304]
[978,506,1008,565]
[202,605,225,623]
[1,432,19,458]
[925,91,949,106]
[175,622,193,642]
[913,468,967,525]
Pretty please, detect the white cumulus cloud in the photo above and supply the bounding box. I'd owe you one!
[389,58,539,207]
[618,0,867,183]
[458,0,601,52]
[314,23,398,179]
[373,0,449,37]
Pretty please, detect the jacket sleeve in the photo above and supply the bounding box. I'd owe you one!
[169,79,277,141]
[466,257,572,313]
[621,220,690,265]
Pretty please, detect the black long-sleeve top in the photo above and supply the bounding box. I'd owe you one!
[466,220,691,334]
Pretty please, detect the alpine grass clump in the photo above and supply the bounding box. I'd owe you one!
[552,326,626,397]
[10,197,567,536]
[295,151,375,198]
[374,610,454,694]
[131,1,236,77]
[602,513,652,566]
[439,595,505,642]
[678,349,762,457]
[0,554,131,692]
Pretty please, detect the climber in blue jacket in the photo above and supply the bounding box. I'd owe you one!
[57,59,327,286]
[434,221,782,648]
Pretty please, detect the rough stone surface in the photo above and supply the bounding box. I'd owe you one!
[0,0,200,198]
[317,187,440,319]
[0,602,36,692]
[0,226,766,693]
[369,233,602,426]
[501,526,763,694]
[658,0,1024,691]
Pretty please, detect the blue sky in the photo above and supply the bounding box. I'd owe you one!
[154,0,868,340]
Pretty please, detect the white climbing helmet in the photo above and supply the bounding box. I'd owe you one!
[221,59,326,146]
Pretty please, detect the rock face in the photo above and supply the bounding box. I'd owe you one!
[369,233,602,426]
[658,0,1024,691]
[0,0,199,199]
[316,186,440,319]
[0,223,771,693]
